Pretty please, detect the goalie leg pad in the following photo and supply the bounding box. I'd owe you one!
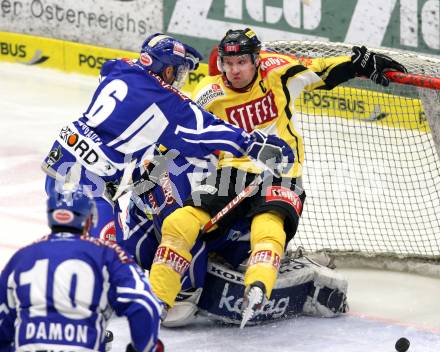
[300,258,349,317]
[162,288,203,327]
[198,260,312,325]
[197,254,349,325]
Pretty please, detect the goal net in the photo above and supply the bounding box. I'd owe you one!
[266,41,440,270]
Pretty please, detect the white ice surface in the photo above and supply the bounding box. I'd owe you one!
[0,62,439,351]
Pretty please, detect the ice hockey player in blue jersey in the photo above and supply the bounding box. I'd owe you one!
[0,184,163,352]
[41,32,294,244]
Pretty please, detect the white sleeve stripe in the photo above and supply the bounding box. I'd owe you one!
[116,297,157,352]
[129,221,152,240]
[93,311,104,351]
[175,121,239,135]
[0,303,10,314]
[117,286,162,315]
[175,103,242,135]
[116,296,155,318]
[191,102,203,130]
[126,266,163,314]
[181,137,245,154]
[128,265,145,291]
[95,266,111,350]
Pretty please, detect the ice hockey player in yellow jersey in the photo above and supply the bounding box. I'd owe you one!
[148,27,407,328]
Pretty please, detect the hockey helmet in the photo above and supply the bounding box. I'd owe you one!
[218,28,261,62]
[139,33,202,88]
[47,183,96,231]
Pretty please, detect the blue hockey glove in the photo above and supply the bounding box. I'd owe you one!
[351,46,407,87]
[246,130,294,177]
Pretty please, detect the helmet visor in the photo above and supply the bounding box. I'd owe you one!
[172,62,190,89]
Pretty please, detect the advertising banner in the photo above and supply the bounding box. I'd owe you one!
[1,1,438,58]
[0,0,162,51]
[0,31,137,74]
[0,31,205,90]
[164,0,440,59]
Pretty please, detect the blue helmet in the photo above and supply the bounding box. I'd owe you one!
[47,184,96,231]
[139,33,203,88]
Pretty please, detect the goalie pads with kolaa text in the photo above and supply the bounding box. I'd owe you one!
[171,251,348,326]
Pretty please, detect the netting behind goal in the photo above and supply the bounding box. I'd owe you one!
[265,41,440,264]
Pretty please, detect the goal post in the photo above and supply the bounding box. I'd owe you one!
[265,41,440,274]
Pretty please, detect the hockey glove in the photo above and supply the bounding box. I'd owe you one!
[246,130,294,177]
[184,44,203,71]
[351,46,407,86]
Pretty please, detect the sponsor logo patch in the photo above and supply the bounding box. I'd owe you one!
[248,250,281,270]
[265,186,303,215]
[224,44,240,53]
[140,52,153,66]
[225,90,278,131]
[59,126,99,165]
[52,209,74,224]
[159,171,175,205]
[148,192,159,214]
[195,84,225,107]
[100,221,116,243]
[259,56,289,78]
[173,42,186,57]
[153,246,190,276]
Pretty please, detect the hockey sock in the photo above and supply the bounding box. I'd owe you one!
[244,212,285,298]
[150,206,211,307]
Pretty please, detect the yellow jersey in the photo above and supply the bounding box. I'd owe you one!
[192,51,353,178]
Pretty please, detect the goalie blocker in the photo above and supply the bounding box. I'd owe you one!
[163,251,348,327]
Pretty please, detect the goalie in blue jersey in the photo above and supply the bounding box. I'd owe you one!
[41,33,294,244]
[0,184,163,352]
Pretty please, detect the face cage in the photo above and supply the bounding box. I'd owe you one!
[172,63,190,89]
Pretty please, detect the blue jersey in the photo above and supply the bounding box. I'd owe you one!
[0,232,161,352]
[43,59,252,182]
[123,153,251,291]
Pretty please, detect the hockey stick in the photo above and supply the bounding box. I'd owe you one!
[112,159,137,201]
[198,174,264,239]
[385,71,440,90]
